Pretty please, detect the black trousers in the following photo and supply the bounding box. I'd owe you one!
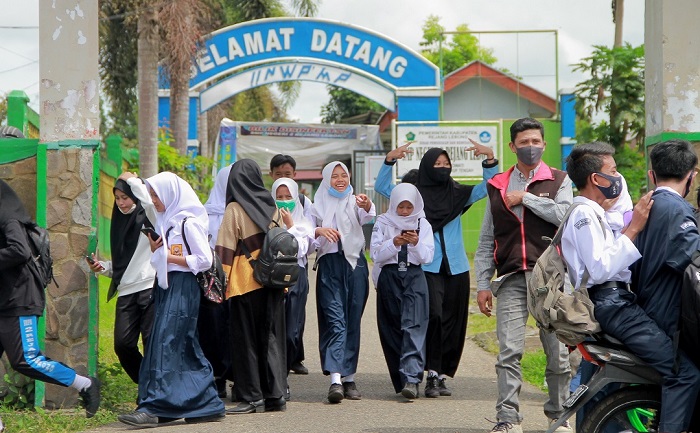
[114,288,155,383]
[230,287,286,403]
[591,287,700,433]
[424,270,470,377]
[285,266,308,371]
[198,297,231,392]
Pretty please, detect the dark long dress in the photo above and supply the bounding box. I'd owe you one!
[137,271,225,418]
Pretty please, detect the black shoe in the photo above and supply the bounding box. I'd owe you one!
[401,383,419,400]
[265,397,287,412]
[79,377,101,418]
[285,386,291,401]
[327,383,344,404]
[118,411,159,427]
[424,376,440,398]
[226,400,265,414]
[438,378,452,396]
[342,381,361,400]
[184,413,225,424]
[290,361,309,375]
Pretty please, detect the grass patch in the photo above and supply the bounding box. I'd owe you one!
[522,349,548,392]
[1,276,138,433]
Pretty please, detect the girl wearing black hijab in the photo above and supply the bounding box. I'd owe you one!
[215,159,286,414]
[0,179,100,419]
[374,142,498,398]
[87,172,156,384]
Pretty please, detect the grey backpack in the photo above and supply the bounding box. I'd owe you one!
[527,202,602,346]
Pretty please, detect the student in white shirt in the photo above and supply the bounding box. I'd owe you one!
[118,172,224,427]
[371,183,434,400]
[312,161,375,404]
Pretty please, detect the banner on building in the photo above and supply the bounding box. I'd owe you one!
[217,119,381,171]
[395,123,500,180]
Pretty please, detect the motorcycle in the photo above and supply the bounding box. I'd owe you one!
[546,334,662,433]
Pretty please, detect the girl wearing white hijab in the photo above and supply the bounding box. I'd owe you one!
[371,183,434,400]
[118,172,225,427]
[271,178,315,398]
[203,164,232,248]
[312,161,375,404]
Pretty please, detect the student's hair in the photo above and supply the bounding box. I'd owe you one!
[509,117,544,143]
[696,185,700,208]
[401,169,419,185]
[270,154,297,171]
[650,139,698,181]
[566,142,616,190]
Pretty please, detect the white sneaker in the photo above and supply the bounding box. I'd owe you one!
[488,421,523,433]
[548,418,573,433]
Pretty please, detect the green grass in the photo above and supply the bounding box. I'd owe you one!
[1,277,138,433]
[522,349,548,392]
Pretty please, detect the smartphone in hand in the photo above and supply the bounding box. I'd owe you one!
[85,255,95,265]
[140,227,160,240]
[401,229,420,236]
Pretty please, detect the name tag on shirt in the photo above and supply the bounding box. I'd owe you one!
[539,192,550,197]
[170,244,183,256]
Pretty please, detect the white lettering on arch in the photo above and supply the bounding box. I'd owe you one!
[353,41,371,64]
[389,56,407,78]
[228,36,245,60]
[325,32,343,55]
[370,46,391,72]
[310,29,326,52]
[243,31,265,55]
[266,30,282,51]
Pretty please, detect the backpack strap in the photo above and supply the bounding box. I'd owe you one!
[179,217,192,255]
[549,202,607,290]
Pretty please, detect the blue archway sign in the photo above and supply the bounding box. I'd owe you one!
[158,18,441,139]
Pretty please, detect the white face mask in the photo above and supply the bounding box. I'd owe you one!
[118,204,137,215]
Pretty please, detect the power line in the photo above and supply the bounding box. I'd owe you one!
[0,45,36,62]
[0,61,38,75]
[0,26,38,29]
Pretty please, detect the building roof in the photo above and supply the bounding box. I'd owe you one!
[443,61,557,114]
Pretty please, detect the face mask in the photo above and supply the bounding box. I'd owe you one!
[275,199,296,213]
[594,172,623,199]
[515,146,544,166]
[118,204,137,215]
[328,187,351,198]
[432,167,452,183]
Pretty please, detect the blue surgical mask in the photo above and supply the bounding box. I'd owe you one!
[594,172,622,199]
[275,199,296,212]
[328,187,351,198]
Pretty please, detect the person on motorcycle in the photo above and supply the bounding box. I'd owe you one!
[561,141,700,433]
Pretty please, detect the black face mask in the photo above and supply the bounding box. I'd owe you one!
[432,167,452,183]
[594,172,623,199]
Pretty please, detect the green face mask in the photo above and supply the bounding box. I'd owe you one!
[275,199,296,213]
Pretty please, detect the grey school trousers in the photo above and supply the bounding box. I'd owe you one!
[492,272,571,423]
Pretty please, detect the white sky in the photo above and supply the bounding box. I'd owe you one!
[1,1,644,123]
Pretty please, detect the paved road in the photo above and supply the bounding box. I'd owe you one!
[84,266,550,433]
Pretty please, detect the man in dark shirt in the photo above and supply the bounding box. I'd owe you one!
[630,139,700,432]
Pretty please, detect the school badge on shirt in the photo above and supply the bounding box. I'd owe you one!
[170,244,183,256]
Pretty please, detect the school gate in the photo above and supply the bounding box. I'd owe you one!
[157,17,442,153]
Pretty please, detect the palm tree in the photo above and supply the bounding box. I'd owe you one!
[137,5,160,177]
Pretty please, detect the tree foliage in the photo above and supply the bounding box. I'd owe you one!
[572,43,645,149]
[320,87,383,124]
[572,43,646,200]
[420,15,497,75]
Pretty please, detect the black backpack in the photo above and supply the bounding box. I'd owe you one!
[241,222,299,289]
[24,222,58,288]
[681,251,700,367]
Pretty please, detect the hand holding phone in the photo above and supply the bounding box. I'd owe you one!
[85,255,95,265]
[141,227,160,240]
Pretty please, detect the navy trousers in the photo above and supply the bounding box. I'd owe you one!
[590,287,700,433]
[316,252,369,376]
[376,264,429,393]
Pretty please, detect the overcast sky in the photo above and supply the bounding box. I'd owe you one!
[1,1,644,123]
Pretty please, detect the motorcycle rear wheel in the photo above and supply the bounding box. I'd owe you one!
[580,385,661,433]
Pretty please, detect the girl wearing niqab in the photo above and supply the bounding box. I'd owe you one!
[215,159,286,414]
